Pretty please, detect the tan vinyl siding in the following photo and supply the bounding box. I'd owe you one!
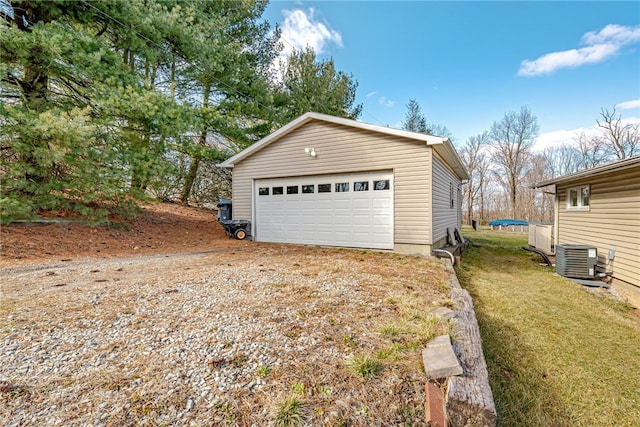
[232,121,433,245]
[431,153,462,244]
[557,166,640,287]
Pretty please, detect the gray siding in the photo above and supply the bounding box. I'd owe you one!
[557,166,640,287]
[231,121,434,245]
[431,153,462,245]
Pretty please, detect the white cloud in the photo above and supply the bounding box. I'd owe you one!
[581,24,640,46]
[518,44,619,76]
[532,116,640,152]
[531,128,592,152]
[366,91,377,98]
[378,96,395,108]
[617,99,640,110]
[279,8,342,57]
[518,24,640,77]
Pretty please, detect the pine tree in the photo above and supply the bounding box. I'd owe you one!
[401,99,428,133]
[277,46,362,123]
[0,1,281,219]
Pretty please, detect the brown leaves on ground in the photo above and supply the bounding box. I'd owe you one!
[0,202,250,267]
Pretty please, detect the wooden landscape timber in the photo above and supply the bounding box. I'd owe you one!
[444,261,497,427]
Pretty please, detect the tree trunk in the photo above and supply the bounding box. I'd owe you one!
[179,154,202,204]
[170,59,176,99]
[179,82,211,204]
[130,133,150,191]
[510,178,517,219]
[479,187,485,223]
[467,188,473,225]
[19,3,52,188]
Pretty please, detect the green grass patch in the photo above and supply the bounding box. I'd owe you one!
[347,353,381,378]
[457,227,640,426]
[271,396,306,427]
[256,365,272,378]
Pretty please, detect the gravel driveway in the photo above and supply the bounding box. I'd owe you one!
[1,243,451,426]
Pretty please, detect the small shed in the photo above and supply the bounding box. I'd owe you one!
[219,112,469,255]
[534,156,640,306]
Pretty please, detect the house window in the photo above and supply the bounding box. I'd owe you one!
[302,185,314,194]
[353,181,369,191]
[567,185,590,210]
[272,186,283,195]
[318,184,331,193]
[287,185,299,194]
[259,187,269,196]
[581,186,590,207]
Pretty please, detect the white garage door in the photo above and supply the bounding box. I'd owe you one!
[254,171,393,249]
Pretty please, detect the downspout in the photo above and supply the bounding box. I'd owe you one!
[433,249,455,266]
[553,185,559,254]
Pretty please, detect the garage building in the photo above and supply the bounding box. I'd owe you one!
[219,112,469,254]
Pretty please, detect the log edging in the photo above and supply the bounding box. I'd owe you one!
[442,259,497,427]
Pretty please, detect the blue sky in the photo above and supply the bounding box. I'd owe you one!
[263,1,640,150]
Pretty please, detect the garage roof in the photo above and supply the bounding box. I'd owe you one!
[219,112,470,181]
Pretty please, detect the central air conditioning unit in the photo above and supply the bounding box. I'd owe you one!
[555,244,598,279]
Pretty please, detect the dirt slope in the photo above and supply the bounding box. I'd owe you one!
[1,203,249,267]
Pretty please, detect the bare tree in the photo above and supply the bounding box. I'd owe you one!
[460,131,490,224]
[543,144,582,178]
[429,123,454,141]
[490,106,539,218]
[595,106,640,160]
[574,131,611,169]
[522,153,554,221]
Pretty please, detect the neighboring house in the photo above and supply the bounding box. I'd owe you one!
[219,112,469,255]
[534,156,640,305]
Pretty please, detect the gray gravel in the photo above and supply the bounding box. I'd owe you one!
[1,247,447,425]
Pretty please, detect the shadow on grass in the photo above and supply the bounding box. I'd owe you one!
[457,229,640,426]
[474,311,576,426]
[457,231,576,426]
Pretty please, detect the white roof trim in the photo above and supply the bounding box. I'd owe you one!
[533,155,640,188]
[219,112,469,181]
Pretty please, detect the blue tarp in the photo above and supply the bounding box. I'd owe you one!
[488,219,529,226]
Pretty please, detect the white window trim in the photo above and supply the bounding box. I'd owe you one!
[566,185,590,211]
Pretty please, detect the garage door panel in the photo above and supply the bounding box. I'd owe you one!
[255,171,393,249]
[352,198,371,209]
[284,216,301,226]
[285,200,301,210]
[315,230,333,240]
[270,216,285,225]
[316,214,333,225]
[373,233,392,244]
[333,231,351,241]
[373,215,391,225]
[302,214,316,225]
[373,197,391,209]
[333,199,351,210]
[301,200,317,209]
[270,229,286,239]
[334,213,351,222]
[352,234,371,245]
[352,214,371,224]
